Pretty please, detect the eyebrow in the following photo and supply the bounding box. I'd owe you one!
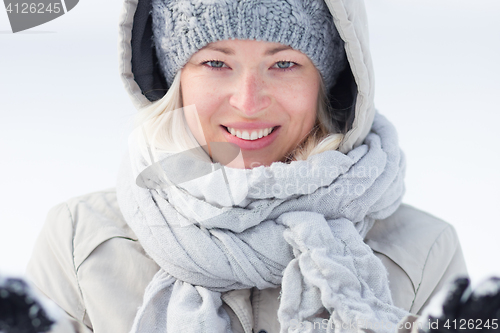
[202,44,293,56]
[264,45,293,55]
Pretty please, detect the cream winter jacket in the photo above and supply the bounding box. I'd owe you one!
[26,0,468,331]
[26,189,467,332]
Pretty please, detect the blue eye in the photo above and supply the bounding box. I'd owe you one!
[274,61,296,69]
[205,61,227,69]
[202,60,296,71]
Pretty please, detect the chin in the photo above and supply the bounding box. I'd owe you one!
[245,158,282,169]
[238,152,277,169]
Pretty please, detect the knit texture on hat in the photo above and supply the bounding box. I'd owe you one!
[151,0,347,89]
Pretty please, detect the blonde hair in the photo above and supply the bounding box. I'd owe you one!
[134,71,344,165]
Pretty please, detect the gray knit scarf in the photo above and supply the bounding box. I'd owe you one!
[116,113,409,332]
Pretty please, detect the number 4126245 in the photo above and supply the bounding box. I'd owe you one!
[5,3,61,14]
[444,319,498,330]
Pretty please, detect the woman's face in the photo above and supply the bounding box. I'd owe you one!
[180,39,321,169]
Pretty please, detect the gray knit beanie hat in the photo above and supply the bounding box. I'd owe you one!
[151,0,347,90]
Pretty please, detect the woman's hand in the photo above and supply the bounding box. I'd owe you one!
[0,276,54,333]
[419,276,500,332]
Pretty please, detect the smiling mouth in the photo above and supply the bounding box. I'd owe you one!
[224,126,277,141]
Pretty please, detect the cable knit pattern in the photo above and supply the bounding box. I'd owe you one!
[151,0,347,89]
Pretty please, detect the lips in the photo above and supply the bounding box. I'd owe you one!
[220,125,280,150]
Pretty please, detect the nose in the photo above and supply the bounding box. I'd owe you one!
[228,70,272,117]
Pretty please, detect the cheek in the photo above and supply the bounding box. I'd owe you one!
[181,74,227,144]
[276,79,319,127]
[183,105,206,145]
[181,74,223,119]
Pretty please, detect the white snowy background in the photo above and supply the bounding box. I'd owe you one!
[1,0,499,288]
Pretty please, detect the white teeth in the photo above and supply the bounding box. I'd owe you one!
[226,127,275,141]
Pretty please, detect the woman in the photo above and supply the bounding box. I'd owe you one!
[20,0,474,332]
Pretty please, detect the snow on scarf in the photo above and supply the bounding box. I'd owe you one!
[116,113,409,332]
